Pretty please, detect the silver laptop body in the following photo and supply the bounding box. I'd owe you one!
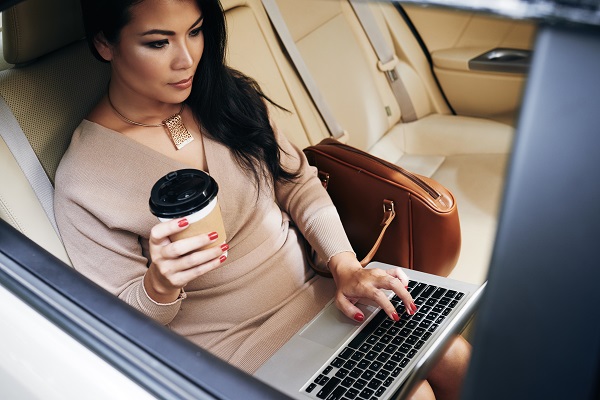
[255,262,485,400]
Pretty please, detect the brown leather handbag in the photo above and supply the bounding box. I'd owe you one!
[303,138,461,277]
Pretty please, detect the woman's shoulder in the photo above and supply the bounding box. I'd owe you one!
[55,122,94,187]
[55,120,125,193]
[59,120,117,166]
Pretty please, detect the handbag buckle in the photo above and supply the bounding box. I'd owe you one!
[381,199,396,226]
[318,171,330,190]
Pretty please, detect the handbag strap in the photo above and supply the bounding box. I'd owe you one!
[348,0,417,122]
[359,199,396,267]
[303,199,396,277]
[261,0,347,140]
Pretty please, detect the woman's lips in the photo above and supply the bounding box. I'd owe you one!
[170,77,193,90]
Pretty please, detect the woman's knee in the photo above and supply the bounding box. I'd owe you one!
[432,335,472,375]
[407,380,436,400]
[426,335,472,400]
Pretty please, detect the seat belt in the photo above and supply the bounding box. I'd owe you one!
[261,0,347,141]
[0,95,61,237]
[349,0,418,122]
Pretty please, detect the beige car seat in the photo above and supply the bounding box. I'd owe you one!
[0,0,110,265]
[270,0,515,283]
[221,0,331,148]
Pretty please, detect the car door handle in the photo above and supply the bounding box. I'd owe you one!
[469,48,532,74]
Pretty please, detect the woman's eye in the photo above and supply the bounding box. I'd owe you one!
[190,27,203,37]
[147,40,168,49]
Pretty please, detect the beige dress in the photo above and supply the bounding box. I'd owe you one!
[54,120,353,373]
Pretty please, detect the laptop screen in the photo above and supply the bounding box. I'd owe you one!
[461,15,600,400]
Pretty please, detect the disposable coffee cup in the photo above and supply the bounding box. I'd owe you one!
[149,169,226,249]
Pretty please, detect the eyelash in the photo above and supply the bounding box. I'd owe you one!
[147,40,168,49]
[190,26,203,37]
[145,26,203,49]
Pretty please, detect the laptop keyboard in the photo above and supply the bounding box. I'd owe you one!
[303,281,465,400]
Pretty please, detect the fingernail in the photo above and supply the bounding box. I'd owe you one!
[405,285,409,290]
[220,243,229,252]
[178,218,189,228]
[219,254,227,263]
[391,312,400,322]
[354,313,364,322]
[208,232,218,240]
[407,303,417,315]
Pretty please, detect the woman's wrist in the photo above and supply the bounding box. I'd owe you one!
[143,267,182,304]
[327,251,362,275]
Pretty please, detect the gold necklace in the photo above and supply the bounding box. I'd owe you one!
[106,93,194,150]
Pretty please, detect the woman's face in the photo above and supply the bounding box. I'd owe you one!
[98,0,204,106]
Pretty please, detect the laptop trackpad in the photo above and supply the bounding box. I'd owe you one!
[299,302,378,349]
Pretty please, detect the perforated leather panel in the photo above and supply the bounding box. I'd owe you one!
[0,41,110,183]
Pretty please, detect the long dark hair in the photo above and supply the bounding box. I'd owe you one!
[80,0,299,189]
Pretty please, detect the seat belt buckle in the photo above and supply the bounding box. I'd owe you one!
[377,55,399,82]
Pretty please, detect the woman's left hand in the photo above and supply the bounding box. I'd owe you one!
[328,252,417,322]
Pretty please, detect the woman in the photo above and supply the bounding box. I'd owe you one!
[55,0,470,398]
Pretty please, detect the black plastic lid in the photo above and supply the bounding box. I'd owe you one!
[149,169,218,219]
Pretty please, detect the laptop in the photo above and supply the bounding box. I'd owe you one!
[255,261,485,399]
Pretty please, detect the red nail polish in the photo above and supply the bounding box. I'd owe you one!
[220,243,229,252]
[354,313,364,322]
[411,302,418,312]
[219,254,227,263]
[208,232,218,240]
[178,218,189,228]
[392,312,400,322]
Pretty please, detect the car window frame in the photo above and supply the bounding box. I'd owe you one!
[0,219,289,400]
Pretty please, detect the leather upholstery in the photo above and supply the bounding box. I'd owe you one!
[2,0,84,65]
[1,0,107,264]
[223,0,330,148]
[272,0,515,284]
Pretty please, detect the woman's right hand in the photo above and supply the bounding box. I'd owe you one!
[144,218,228,303]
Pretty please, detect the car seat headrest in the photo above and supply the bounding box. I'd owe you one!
[2,0,85,65]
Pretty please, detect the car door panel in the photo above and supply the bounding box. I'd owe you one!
[403,5,537,125]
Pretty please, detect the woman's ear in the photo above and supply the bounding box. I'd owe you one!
[93,33,114,62]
